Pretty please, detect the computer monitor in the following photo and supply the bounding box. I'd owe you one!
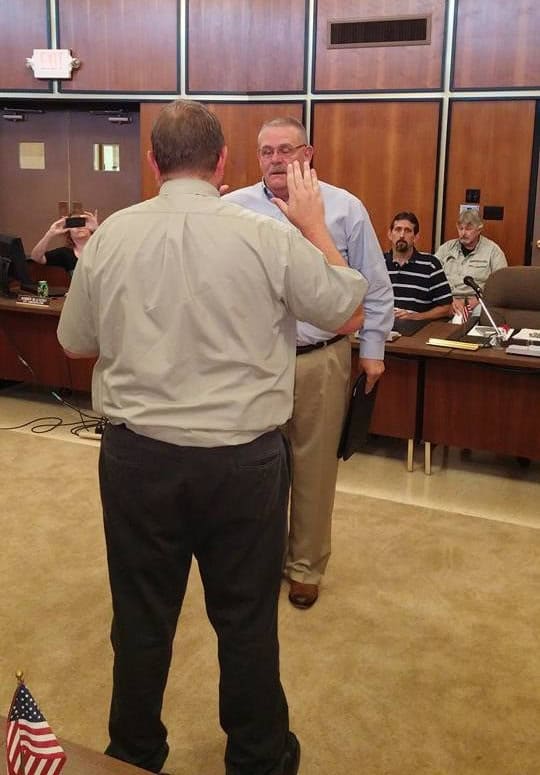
[0,233,67,297]
[0,233,33,287]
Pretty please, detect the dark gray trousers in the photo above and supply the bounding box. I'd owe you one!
[99,423,290,774]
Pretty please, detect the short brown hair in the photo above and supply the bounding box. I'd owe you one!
[390,211,420,235]
[151,100,225,176]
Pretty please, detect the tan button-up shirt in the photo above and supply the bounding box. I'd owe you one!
[58,178,366,447]
[435,235,507,297]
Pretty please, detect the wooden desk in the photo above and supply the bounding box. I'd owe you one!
[0,297,94,391]
[422,343,540,471]
[351,321,456,470]
[352,319,540,472]
[0,716,148,774]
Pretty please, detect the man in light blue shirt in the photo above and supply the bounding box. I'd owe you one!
[225,117,393,609]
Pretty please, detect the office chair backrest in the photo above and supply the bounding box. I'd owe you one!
[27,262,71,288]
[481,266,540,328]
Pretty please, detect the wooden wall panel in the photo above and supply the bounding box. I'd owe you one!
[58,0,178,93]
[443,101,535,265]
[140,102,304,200]
[0,0,50,91]
[140,105,160,201]
[312,101,441,251]
[0,109,69,250]
[314,0,446,92]
[187,0,306,93]
[453,0,540,89]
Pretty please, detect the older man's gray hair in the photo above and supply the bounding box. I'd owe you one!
[457,209,484,229]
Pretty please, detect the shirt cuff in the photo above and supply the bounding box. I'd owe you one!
[358,337,386,360]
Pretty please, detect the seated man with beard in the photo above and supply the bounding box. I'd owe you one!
[385,211,452,321]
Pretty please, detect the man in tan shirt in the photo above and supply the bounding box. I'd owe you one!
[58,100,366,775]
[436,210,507,319]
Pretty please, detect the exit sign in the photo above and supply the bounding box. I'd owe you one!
[26,49,77,79]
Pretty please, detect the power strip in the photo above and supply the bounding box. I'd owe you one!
[78,430,102,441]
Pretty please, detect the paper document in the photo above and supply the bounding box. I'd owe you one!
[512,328,540,341]
[506,344,540,357]
[467,324,514,341]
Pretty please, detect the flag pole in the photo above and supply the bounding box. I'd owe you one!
[14,670,26,775]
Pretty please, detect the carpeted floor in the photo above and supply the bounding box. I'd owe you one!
[1,427,540,774]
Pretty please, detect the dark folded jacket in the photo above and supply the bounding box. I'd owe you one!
[337,373,379,461]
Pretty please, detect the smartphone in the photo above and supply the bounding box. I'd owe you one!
[65,216,86,228]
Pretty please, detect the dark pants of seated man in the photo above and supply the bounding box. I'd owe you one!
[99,423,291,775]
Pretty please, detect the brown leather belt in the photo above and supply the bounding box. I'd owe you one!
[296,334,345,356]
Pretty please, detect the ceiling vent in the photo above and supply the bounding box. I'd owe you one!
[328,15,431,49]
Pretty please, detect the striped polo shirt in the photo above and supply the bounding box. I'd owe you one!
[384,249,452,313]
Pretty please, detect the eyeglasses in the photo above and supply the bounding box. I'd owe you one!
[258,144,307,160]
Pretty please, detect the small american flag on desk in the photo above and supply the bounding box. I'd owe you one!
[6,680,66,775]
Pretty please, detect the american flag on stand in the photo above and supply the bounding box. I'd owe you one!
[461,303,470,323]
[6,681,67,775]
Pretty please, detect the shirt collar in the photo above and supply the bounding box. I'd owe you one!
[460,236,481,256]
[159,177,220,199]
[262,178,274,201]
[386,248,419,268]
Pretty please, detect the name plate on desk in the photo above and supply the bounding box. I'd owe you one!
[16,294,50,307]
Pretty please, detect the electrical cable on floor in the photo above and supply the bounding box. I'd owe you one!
[51,389,106,439]
[0,378,106,438]
[62,355,107,438]
[0,323,106,438]
[0,403,106,438]
[0,415,66,433]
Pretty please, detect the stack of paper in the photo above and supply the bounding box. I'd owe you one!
[511,328,540,343]
[506,344,540,357]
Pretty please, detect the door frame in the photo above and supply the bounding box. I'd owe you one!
[525,100,540,266]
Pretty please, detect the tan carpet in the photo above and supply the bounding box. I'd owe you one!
[1,431,539,774]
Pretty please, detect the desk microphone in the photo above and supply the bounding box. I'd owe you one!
[463,275,483,296]
[462,275,504,345]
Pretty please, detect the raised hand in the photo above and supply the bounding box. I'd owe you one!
[271,161,325,238]
[49,217,69,236]
[84,210,99,233]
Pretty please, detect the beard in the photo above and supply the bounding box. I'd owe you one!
[395,239,409,252]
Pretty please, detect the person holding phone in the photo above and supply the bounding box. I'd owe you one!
[30,210,99,274]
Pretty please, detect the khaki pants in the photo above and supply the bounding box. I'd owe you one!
[285,337,351,585]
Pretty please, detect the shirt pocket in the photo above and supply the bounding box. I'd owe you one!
[467,259,490,284]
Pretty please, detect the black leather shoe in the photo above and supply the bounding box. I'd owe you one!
[288,580,318,609]
[279,731,300,775]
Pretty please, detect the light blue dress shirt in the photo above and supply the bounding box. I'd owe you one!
[225,180,393,358]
